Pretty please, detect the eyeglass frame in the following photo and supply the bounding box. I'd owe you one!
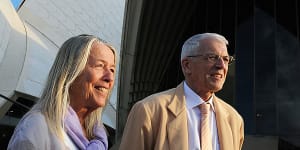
[186,53,235,65]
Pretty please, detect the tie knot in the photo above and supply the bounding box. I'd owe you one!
[200,103,210,114]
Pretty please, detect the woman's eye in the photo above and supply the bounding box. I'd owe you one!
[110,68,115,73]
[96,63,104,67]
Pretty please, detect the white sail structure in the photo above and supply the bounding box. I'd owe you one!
[0,0,125,129]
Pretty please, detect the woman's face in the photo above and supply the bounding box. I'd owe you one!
[70,41,115,111]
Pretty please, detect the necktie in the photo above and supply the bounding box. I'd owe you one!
[200,103,212,150]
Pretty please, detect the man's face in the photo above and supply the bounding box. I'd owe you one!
[182,38,229,97]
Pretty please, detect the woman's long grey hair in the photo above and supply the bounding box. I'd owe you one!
[32,34,117,140]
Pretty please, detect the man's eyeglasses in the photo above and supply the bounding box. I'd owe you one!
[187,54,235,65]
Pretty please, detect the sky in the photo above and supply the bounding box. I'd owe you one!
[10,0,23,9]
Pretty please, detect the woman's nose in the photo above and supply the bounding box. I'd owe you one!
[103,69,114,83]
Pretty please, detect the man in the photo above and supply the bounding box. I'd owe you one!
[119,33,244,150]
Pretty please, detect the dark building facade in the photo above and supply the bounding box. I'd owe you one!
[236,7,300,148]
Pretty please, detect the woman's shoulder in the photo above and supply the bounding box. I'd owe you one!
[9,111,48,138]
[7,110,49,149]
[17,110,47,130]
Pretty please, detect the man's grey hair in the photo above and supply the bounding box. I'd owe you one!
[181,33,228,61]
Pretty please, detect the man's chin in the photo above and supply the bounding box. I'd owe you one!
[210,85,223,93]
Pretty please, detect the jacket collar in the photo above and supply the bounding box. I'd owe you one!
[213,96,233,150]
[167,82,186,117]
[167,82,189,150]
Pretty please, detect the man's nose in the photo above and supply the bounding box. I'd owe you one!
[215,57,227,68]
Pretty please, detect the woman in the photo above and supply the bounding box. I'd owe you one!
[8,34,116,149]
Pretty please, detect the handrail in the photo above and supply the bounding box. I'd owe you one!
[0,94,30,110]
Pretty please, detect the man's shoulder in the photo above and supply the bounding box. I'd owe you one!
[214,96,243,120]
[138,88,177,105]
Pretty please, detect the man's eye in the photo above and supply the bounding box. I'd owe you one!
[208,55,218,60]
[223,57,230,62]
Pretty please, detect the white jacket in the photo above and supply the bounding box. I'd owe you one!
[7,111,69,150]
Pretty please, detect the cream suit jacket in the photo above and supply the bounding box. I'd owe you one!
[120,82,244,150]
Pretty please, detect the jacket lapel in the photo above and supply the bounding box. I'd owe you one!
[213,97,234,150]
[167,83,189,150]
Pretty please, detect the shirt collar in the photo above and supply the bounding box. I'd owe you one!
[183,81,215,112]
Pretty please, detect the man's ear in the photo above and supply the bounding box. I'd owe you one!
[181,58,192,74]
